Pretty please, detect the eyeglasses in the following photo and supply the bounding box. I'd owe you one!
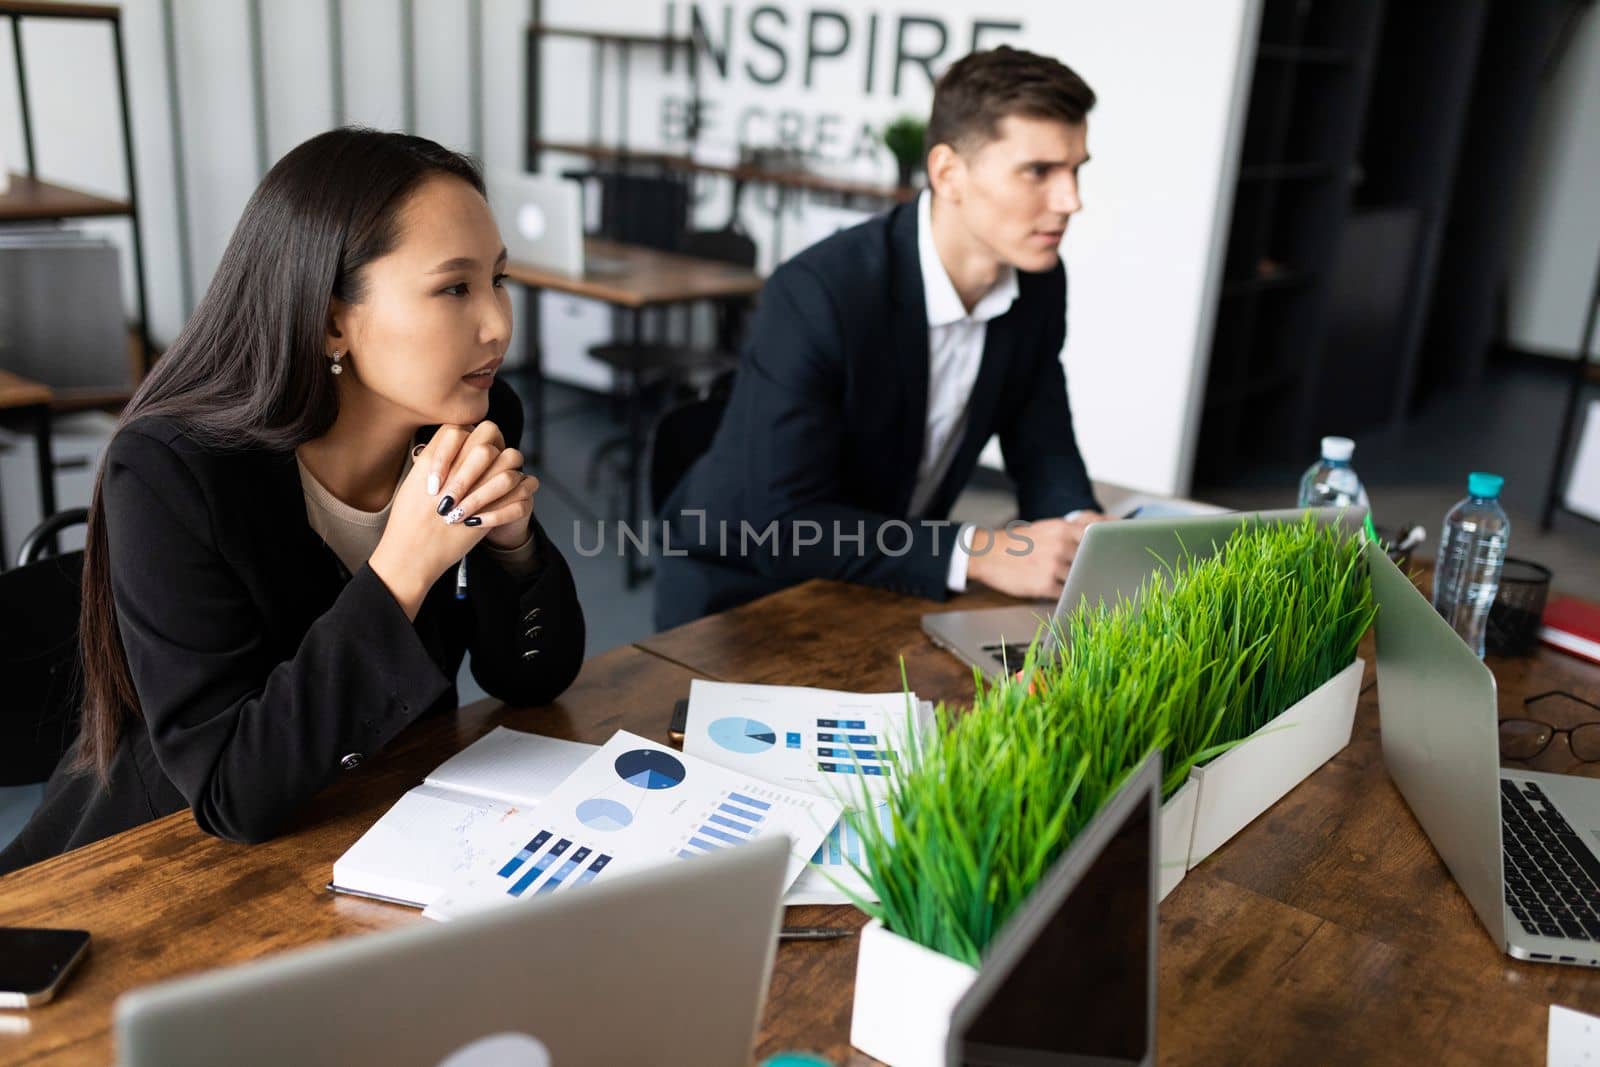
[1500,691,1600,762]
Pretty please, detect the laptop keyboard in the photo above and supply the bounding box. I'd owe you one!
[982,642,1033,669]
[1500,779,1600,941]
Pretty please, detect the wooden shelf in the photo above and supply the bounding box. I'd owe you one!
[0,174,130,221]
[535,140,916,203]
[0,369,52,411]
[532,24,694,49]
[0,2,119,18]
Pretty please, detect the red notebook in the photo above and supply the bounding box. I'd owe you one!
[1540,596,1600,666]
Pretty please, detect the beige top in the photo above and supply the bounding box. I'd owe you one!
[296,451,538,580]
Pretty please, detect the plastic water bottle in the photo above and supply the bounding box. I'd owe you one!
[1298,436,1369,509]
[1432,472,1510,658]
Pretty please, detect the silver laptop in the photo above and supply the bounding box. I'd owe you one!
[946,753,1159,1066]
[924,507,1369,681]
[1369,540,1600,968]
[486,170,626,277]
[115,836,789,1066]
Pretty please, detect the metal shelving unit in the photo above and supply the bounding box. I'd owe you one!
[2,1,152,389]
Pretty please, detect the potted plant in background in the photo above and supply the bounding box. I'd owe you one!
[882,115,926,190]
[843,516,1375,1067]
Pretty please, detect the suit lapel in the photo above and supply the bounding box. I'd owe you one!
[887,202,929,515]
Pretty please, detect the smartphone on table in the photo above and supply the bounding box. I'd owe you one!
[0,928,90,1008]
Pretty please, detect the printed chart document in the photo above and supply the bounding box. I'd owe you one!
[681,680,933,906]
[330,728,597,908]
[424,731,843,920]
[1549,1004,1600,1066]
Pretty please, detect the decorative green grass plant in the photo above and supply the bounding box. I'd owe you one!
[847,516,1376,965]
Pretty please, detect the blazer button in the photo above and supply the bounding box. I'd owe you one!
[522,607,542,623]
[522,649,541,660]
[524,625,542,639]
[340,753,363,770]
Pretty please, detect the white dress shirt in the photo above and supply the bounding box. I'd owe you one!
[906,190,1019,592]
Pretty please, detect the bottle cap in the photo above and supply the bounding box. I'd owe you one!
[1467,472,1504,499]
[1320,436,1355,462]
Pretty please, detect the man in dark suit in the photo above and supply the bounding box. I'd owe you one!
[656,46,1108,630]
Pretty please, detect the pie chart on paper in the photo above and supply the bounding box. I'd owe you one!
[614,749,687,790]
[707,716,778,754]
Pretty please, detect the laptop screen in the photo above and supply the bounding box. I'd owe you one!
[948,773,1155,1067]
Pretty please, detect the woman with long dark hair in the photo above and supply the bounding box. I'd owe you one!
[0,128,585,874]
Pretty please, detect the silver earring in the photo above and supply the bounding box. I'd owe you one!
[330,350,345,376]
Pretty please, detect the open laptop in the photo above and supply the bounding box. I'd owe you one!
[1369,539,1600,967]
[115,836,789,1066]
[485,170,626,277]
[924,507,1369,681]
[946,753,1159,1066]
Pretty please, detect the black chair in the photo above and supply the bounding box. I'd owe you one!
[648,371,735,516]
[581,168,759,586]
[0,509,88,786]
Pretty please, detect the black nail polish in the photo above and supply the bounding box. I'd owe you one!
[436,495,455,516]
[464,516,483,527]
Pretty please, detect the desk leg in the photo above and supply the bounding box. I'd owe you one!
[625,307,651,589]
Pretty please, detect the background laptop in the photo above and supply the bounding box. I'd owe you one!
[946,753,1160,1066]
[1369,540,1600,967]
[486,170,626,277]
[924,507,1369,681]
[115,836,788,1066]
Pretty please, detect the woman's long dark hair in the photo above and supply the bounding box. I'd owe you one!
[76,128,485,778]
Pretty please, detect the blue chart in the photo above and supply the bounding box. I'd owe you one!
[811,804,893,868]
[615,749,686,790]
[708,716,778,754]
[815,719,896,777]
[678,792,772,859]
[576,748,686,832]
[495,828,613,897]
[575,797,633,831]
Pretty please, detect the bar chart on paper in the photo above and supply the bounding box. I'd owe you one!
[679,791,772,859]
[495,828,614,897]
[684,681,931,802]
[786,802,895,906]
[425,732,842,918]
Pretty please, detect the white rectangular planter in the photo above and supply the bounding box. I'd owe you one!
[1159,777,1199,900]
[851,919,979,1067]
[1184,657,1364,867]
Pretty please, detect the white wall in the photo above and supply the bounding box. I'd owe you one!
[0,0,1259,495]
[1507,6,1600,362]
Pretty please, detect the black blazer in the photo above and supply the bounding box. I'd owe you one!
[0,379,584,875]
[655,200,1098,629]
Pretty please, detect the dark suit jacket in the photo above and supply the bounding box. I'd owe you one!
[655,200,1098,630]
[0,379,584,875]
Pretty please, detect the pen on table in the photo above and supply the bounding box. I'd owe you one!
[455,556,469,600]
[779,926,854,941]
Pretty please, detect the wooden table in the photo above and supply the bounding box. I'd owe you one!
[4,579,1600,1064]
[0,645,707,1064]
[504,237,764,587]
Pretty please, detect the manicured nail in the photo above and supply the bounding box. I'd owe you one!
[426,473,440,496]
[464,516,483,527]
[444,507,465,525]
[436,495,455,516]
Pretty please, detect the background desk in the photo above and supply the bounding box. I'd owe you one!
[3,580,1600,1064]
[504,238,763,586]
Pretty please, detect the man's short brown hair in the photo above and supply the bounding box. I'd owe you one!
[926,46,1096,158]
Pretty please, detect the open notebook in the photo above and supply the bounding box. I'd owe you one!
[330,728,597,908]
